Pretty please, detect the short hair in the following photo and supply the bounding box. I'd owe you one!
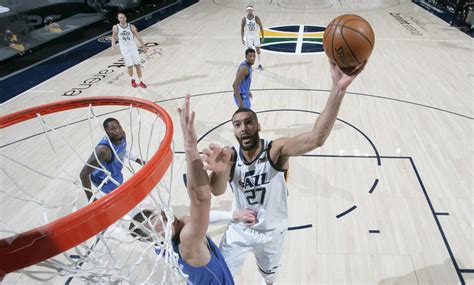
[44,17,54,24]
[129,209,156,242]
[103,118,119,129]
[245,48,256,57]
[232,108,258,123]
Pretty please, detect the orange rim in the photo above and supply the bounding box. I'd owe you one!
[0,97,173,277]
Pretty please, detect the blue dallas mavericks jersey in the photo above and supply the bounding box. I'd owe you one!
[238,60,252,96]
[171,236,234,285]
[90,137,126,194]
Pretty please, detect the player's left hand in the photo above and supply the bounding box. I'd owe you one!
[260,37,264,44]
[249,92,253,99]
[233,209,257,226]
[141,46,148,53]
[202,143,232,172]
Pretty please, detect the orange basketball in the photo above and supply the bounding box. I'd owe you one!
[323,14,375,74]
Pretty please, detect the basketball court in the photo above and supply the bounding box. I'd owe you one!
[1,0,472,284]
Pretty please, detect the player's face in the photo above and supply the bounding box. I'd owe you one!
[232,112,260,151]
[118,14,127,23]
[246,52,256,65]
[105,121,125,141]
[151,212,180,238]
[247,9,254,16]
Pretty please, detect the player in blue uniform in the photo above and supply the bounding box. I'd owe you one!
[233,48,255,109]
[80,118,143,201]
[130,96,235,284]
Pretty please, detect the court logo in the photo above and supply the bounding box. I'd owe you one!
[259,25,325,54]
[63,42,161,97]
[389,13,422,36]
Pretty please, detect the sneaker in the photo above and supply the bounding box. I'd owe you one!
[139,81,147,88]
[131,79,137,88]
[258,64,264,70]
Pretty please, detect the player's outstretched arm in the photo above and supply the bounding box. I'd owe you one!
[271,61,367,163]
[80,146,111,201]
[176,95,212,261]
[210,209,256,226]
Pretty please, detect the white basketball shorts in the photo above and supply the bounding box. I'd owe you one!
[121,48,141,67]
[245,35,261,48]
[219,222,287,284]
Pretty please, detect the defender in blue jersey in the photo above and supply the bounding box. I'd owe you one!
[80,118,144,201]
[130,96,234,285]
[232,48,255,109]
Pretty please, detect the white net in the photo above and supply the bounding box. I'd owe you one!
[0,101,187,284]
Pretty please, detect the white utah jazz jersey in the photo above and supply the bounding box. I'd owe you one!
[116,24,137,53]
[229,139,288,231]
[244,15,259,37]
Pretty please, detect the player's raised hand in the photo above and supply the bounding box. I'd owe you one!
[330,59,367,91]
[177,94,198,153]
[201,143,231,172]
[141,46,148,53]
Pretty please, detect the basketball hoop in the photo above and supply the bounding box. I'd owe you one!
[0,97,179,282]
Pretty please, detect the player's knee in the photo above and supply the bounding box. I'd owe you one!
[258,265,280,283]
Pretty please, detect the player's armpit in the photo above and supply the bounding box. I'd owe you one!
[266,138,287,167]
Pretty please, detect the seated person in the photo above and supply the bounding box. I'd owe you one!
[44,17,63,33]
[4,29,25,52]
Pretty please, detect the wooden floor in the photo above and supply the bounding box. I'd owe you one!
[1,0,473,284]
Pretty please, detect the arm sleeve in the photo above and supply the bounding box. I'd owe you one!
[209,210,233,224]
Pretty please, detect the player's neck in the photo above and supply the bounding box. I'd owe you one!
[119,22,127,27]
[247,14,254,20]
[242,140,261,161]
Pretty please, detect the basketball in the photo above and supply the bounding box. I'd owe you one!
[323,14,375,74]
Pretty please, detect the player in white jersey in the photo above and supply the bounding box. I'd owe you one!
[201,60,367,284]
[111,12,148,88]
[241,6,264,70]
